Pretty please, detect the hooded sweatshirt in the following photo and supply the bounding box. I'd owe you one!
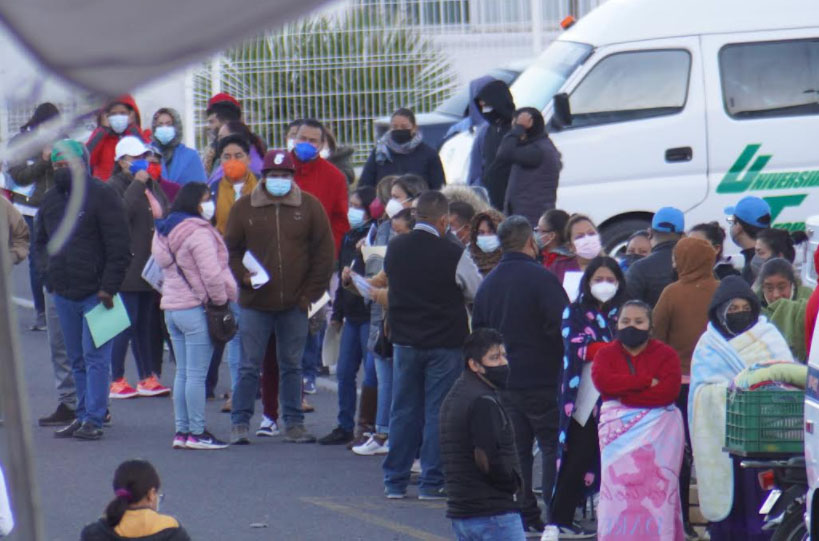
[87,95,148,181]
[806,248,819,357]
[707,275,762,339]
[470,80,515,208]
[653,237,719,375]
[151,108,207,185]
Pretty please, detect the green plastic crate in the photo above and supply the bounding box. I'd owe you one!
[725,389,804,455]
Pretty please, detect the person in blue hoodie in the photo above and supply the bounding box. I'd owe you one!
[151,108,207,185]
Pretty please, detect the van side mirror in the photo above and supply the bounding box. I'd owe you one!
[553,93,572,128]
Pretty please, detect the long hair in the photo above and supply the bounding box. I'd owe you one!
[578,256,627,312]
[104,460,161,527]
[170,182,209,216]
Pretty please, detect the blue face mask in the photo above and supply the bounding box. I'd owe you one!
[476,234,501,253]
[129,159,149,175]
[154,125,176,145]
[348,207,366,228]
[265,176,292,197]
[293,142,318,162]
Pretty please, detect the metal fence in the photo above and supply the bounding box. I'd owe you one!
[192,0,605,164]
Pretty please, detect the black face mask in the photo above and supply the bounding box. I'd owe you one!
[481,364,510,389]
[617,326,650,349]
[54,167,74,191]
[621,253,644,268]
[391,129,412,144]
[726,311,755,335]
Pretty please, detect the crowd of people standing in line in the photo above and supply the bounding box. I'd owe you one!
[2,84,817,541]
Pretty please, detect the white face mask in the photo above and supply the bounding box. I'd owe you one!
[319,147,331,159]
[590,281,618,303]
[385,198,405,219]
[286,138,296,152]
[475,234,500,253]
[108,114,130,134]
[574,233,601,260]
[200,200,215,221]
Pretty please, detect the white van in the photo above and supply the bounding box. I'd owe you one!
[440,0,819,252]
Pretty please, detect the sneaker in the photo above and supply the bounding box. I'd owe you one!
[303,378,317,395]
[104,410,112,427]
[555,523,596,539]
[54,419,81,439]
[73,421,103,440]
[318,426,354,445]
[347,430,372,450]
[301,398,315,413]
[283,425,317,443]
[186,430,229,450]
[38,403,76,427]
[418,487,447,501]
[256,417,280,437]
[30,312,46,331]
[172,432,188,449]
[411,459,422,475]
[384,488,406,500]
[352,434,389,456]
[109,378,138,399]
[231,424,250,445]
[137,375,171,397]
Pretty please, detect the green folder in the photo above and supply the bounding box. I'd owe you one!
[84,294,131,348]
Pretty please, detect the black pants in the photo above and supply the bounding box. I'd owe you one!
[676,383,693,525]
[502,388,559,526]
[206,343,226,398]
[551,418,599,526]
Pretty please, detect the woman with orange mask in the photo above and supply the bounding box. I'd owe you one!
[210,135,257,236]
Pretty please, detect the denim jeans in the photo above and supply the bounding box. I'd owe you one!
[111,291,156,381]
[24,215,45,314]
[301,324,324,384]
[165,307,213,435]
[451,513,526,541]
[232,306,308,429]
[383,345,462,493]
[53,294,112,428]
[335,319,374,431]
[373,354,392,435]
[44,291,75,409]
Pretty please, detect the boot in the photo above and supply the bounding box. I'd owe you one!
[348,385,378,449]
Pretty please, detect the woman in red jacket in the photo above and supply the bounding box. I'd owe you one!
[591,300,684,541]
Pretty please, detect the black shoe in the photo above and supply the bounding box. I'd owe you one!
[318,426,354,445]
[38,403,76,427]
[104,410,112,427]
[523,519,545,538]
[54,419,81,438]
[73,422,103,440]
[555,522,596,539]
[684,523,701,540]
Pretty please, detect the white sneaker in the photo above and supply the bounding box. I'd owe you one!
[256,416,280,437]
[352,434,389,456]
[411,458,422,475]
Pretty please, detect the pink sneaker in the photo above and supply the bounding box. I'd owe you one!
[137,375,171,397]
[109,378,138,399]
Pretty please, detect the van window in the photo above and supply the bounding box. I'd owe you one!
[720,39,819,119]
[510,40,593,111]
[568,50,691,128]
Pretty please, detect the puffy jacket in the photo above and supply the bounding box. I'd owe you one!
[625,240,679,308]
[293,155,349,256]
[86,95,148,181]
[152,213,237,311]
[80,509,190,541]
[5,140,55,209]
[34,171,131,300]
[358,142,445,190]
[224,183,334,312]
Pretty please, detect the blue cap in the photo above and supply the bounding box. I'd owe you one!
[724,196,771,228]
[651,207,684,233]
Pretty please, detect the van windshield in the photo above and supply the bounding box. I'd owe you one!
[510,40,593,110]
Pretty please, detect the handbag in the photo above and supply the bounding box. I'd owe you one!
[373,317,393,359]
[169,247,237,344]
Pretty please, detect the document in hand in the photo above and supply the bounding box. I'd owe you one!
[242,250,270,289]
[84,294,131,348]
[141,256,164,292]
[351,272,373,301]
[562,271,583,303]
[308,291,331,319]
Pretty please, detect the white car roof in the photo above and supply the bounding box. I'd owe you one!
[563,0,819,47]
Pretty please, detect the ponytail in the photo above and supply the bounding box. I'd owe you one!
[104,460,160,527]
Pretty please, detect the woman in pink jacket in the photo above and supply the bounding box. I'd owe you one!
[152,182,237,450]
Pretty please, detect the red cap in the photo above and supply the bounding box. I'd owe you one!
[262,149,295,173]
[207,92,241,110]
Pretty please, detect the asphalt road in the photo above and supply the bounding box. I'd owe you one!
[0,264,453,541]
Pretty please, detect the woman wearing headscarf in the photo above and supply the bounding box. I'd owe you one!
[467,209,505,276]
[756,257,813,362]
[689,276,793,540]
[151,108,206,185]
[496,107,562,226]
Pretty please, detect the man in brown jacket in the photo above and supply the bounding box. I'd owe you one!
[653,235,719,538]
[1,195,29,265]
[224,149,334,445]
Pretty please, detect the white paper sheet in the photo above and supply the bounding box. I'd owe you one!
[140,256,164,292]
[572,363,600,427]
[308,291,331,319]
[361,245,387,262]
[242,250,270,289]
[351,272,373,300]
[562,271,583,302]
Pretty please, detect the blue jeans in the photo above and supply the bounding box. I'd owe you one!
[53,294,112,428]
[165,307,213,435]
[302,324,324,384]
[336,320,374,431]
[374,354,392,435]
[451,513,526,541]
[24,215,45,314]
[383,345,462,493]
[232,306,308,429]
[111,291,156,381]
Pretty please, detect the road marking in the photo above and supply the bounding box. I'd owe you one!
[300,497,449,541]
[12,296,34,309]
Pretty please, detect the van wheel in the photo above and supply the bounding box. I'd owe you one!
[600,218,651,257]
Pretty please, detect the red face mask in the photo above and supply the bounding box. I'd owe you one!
[369,198,385,220]
[147,162,162,180]
[223,159,248,182]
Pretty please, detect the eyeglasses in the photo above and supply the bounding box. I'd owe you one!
[725,216,736,225]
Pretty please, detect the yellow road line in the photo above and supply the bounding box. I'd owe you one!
[300,497,450,541]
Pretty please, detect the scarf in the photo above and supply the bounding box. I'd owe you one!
[375,131,423,164]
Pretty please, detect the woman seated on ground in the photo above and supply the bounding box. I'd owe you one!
[689,276,793,541]
[468,209,505,276]
[591,300,683,541]
[81,459,190,540]
[757,257,813,362]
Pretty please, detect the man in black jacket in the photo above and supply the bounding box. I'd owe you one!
[35,139,131,441]
[625,206,685,307]
[471,215,568,535]
[440,328,525,540]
